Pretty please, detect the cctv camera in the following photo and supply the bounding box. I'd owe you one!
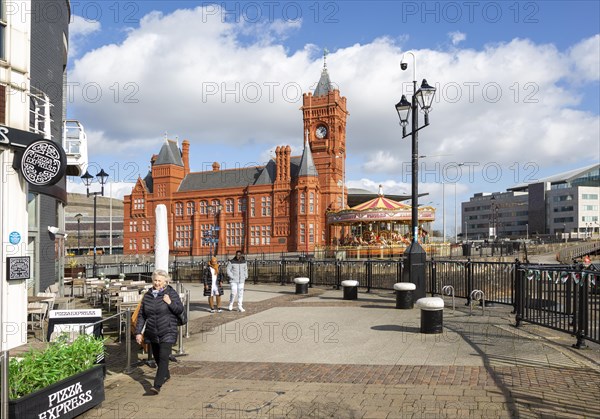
[400,62,408,71]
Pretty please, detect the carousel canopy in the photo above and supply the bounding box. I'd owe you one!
[328,187,435,225]
[351,195,411,211]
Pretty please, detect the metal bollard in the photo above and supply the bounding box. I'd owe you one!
[185,289,190,338]
[124,309,134,373]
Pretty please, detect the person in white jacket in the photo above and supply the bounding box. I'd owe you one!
[226,250,248,312]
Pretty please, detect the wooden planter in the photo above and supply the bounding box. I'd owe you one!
[64,266,85,278]
[9,364,105,419]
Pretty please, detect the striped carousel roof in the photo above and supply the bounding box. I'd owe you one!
[350,195,410,211]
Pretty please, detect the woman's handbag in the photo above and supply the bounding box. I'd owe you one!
[177,309,188,326]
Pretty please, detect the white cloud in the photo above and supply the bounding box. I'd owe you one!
[569,34,600,82]
[68,15,101,58]
[448,31,466,46]
[67,6,599,201]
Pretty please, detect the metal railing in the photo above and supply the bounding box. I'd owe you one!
[76,283,192,371]
[556,241,600,264]
[515,262,599,348]
[81,257,599,347]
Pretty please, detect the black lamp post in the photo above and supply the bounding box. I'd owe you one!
[207,203,223,257]
[75,213,83,255]
[81,169,108,277]
[490,195,498,241]
[395,52,436,299]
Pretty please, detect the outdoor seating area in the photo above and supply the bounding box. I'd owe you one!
[25,276,151,343]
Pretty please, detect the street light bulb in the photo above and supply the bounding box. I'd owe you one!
[96,168,109,185]
[415,79,436,112]
[81,170,93,187]
[395,95,411,125]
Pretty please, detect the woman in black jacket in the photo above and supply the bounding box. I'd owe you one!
[135,269,183,395]
[203,257,224,312]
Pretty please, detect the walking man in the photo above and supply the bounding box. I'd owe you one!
[227,250,248,312]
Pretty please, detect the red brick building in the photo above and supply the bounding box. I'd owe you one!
[123,65,348,256]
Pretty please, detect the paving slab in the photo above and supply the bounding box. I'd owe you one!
[68,284,600,419]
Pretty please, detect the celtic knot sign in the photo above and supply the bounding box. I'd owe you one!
[20,140,66,186]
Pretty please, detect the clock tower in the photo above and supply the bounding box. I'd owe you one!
[301,51,349,213]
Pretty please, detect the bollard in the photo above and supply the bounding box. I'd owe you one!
[124,309,134,373]
[393,282,416,309]
[185,289,190,338]
[294,277,310,294]
[341,280,359,300]
[416,297,444,334]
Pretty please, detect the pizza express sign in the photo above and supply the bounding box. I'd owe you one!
[1,125,67,186]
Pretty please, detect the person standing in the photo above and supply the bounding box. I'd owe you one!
[227,250,248,312]
[203,257,224,312]
[135,269,183,395]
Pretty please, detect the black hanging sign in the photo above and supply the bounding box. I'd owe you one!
[20,139,67,186]
[1,125,67,186]
[7,256,30,280]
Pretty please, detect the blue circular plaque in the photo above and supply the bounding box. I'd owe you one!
[9,231,21,245]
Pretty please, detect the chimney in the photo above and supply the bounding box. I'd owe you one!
[182,140,190,176]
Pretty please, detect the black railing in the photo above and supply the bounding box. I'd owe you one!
[515,263,599,348]
[84,258,599,347]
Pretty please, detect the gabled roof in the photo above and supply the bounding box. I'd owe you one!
[297,140,318,177]
[143,171,153,193]
[154,140,183,166]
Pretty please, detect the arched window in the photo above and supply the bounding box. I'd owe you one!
[200,200,207,214]
[300,193,306,214]
[187,201,195,215]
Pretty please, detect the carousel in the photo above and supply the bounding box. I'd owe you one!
[326,188,436,258]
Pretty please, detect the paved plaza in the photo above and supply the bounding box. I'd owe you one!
[81,283,600,418]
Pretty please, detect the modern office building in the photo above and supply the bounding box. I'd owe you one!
[462,164,600,240]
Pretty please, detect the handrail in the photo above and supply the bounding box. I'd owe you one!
[78,309,133,373]
[557,240,600,263]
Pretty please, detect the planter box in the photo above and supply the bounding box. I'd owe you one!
[64,267,85,278]
[9,364,105,419]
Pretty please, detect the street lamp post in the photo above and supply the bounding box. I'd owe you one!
[490,196,499,241]
[453,163,464,243]
[207,203,223,257]
[81,169,108,278]
[395,52,436,299]
[75,213,83,255]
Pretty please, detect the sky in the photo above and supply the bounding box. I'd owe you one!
[65,1,600,236]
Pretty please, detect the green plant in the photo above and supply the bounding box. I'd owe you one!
[7,334,105,400]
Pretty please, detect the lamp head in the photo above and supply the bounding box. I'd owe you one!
[400,62,408,71]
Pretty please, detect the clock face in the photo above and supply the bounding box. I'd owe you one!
[316,125,328,139]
